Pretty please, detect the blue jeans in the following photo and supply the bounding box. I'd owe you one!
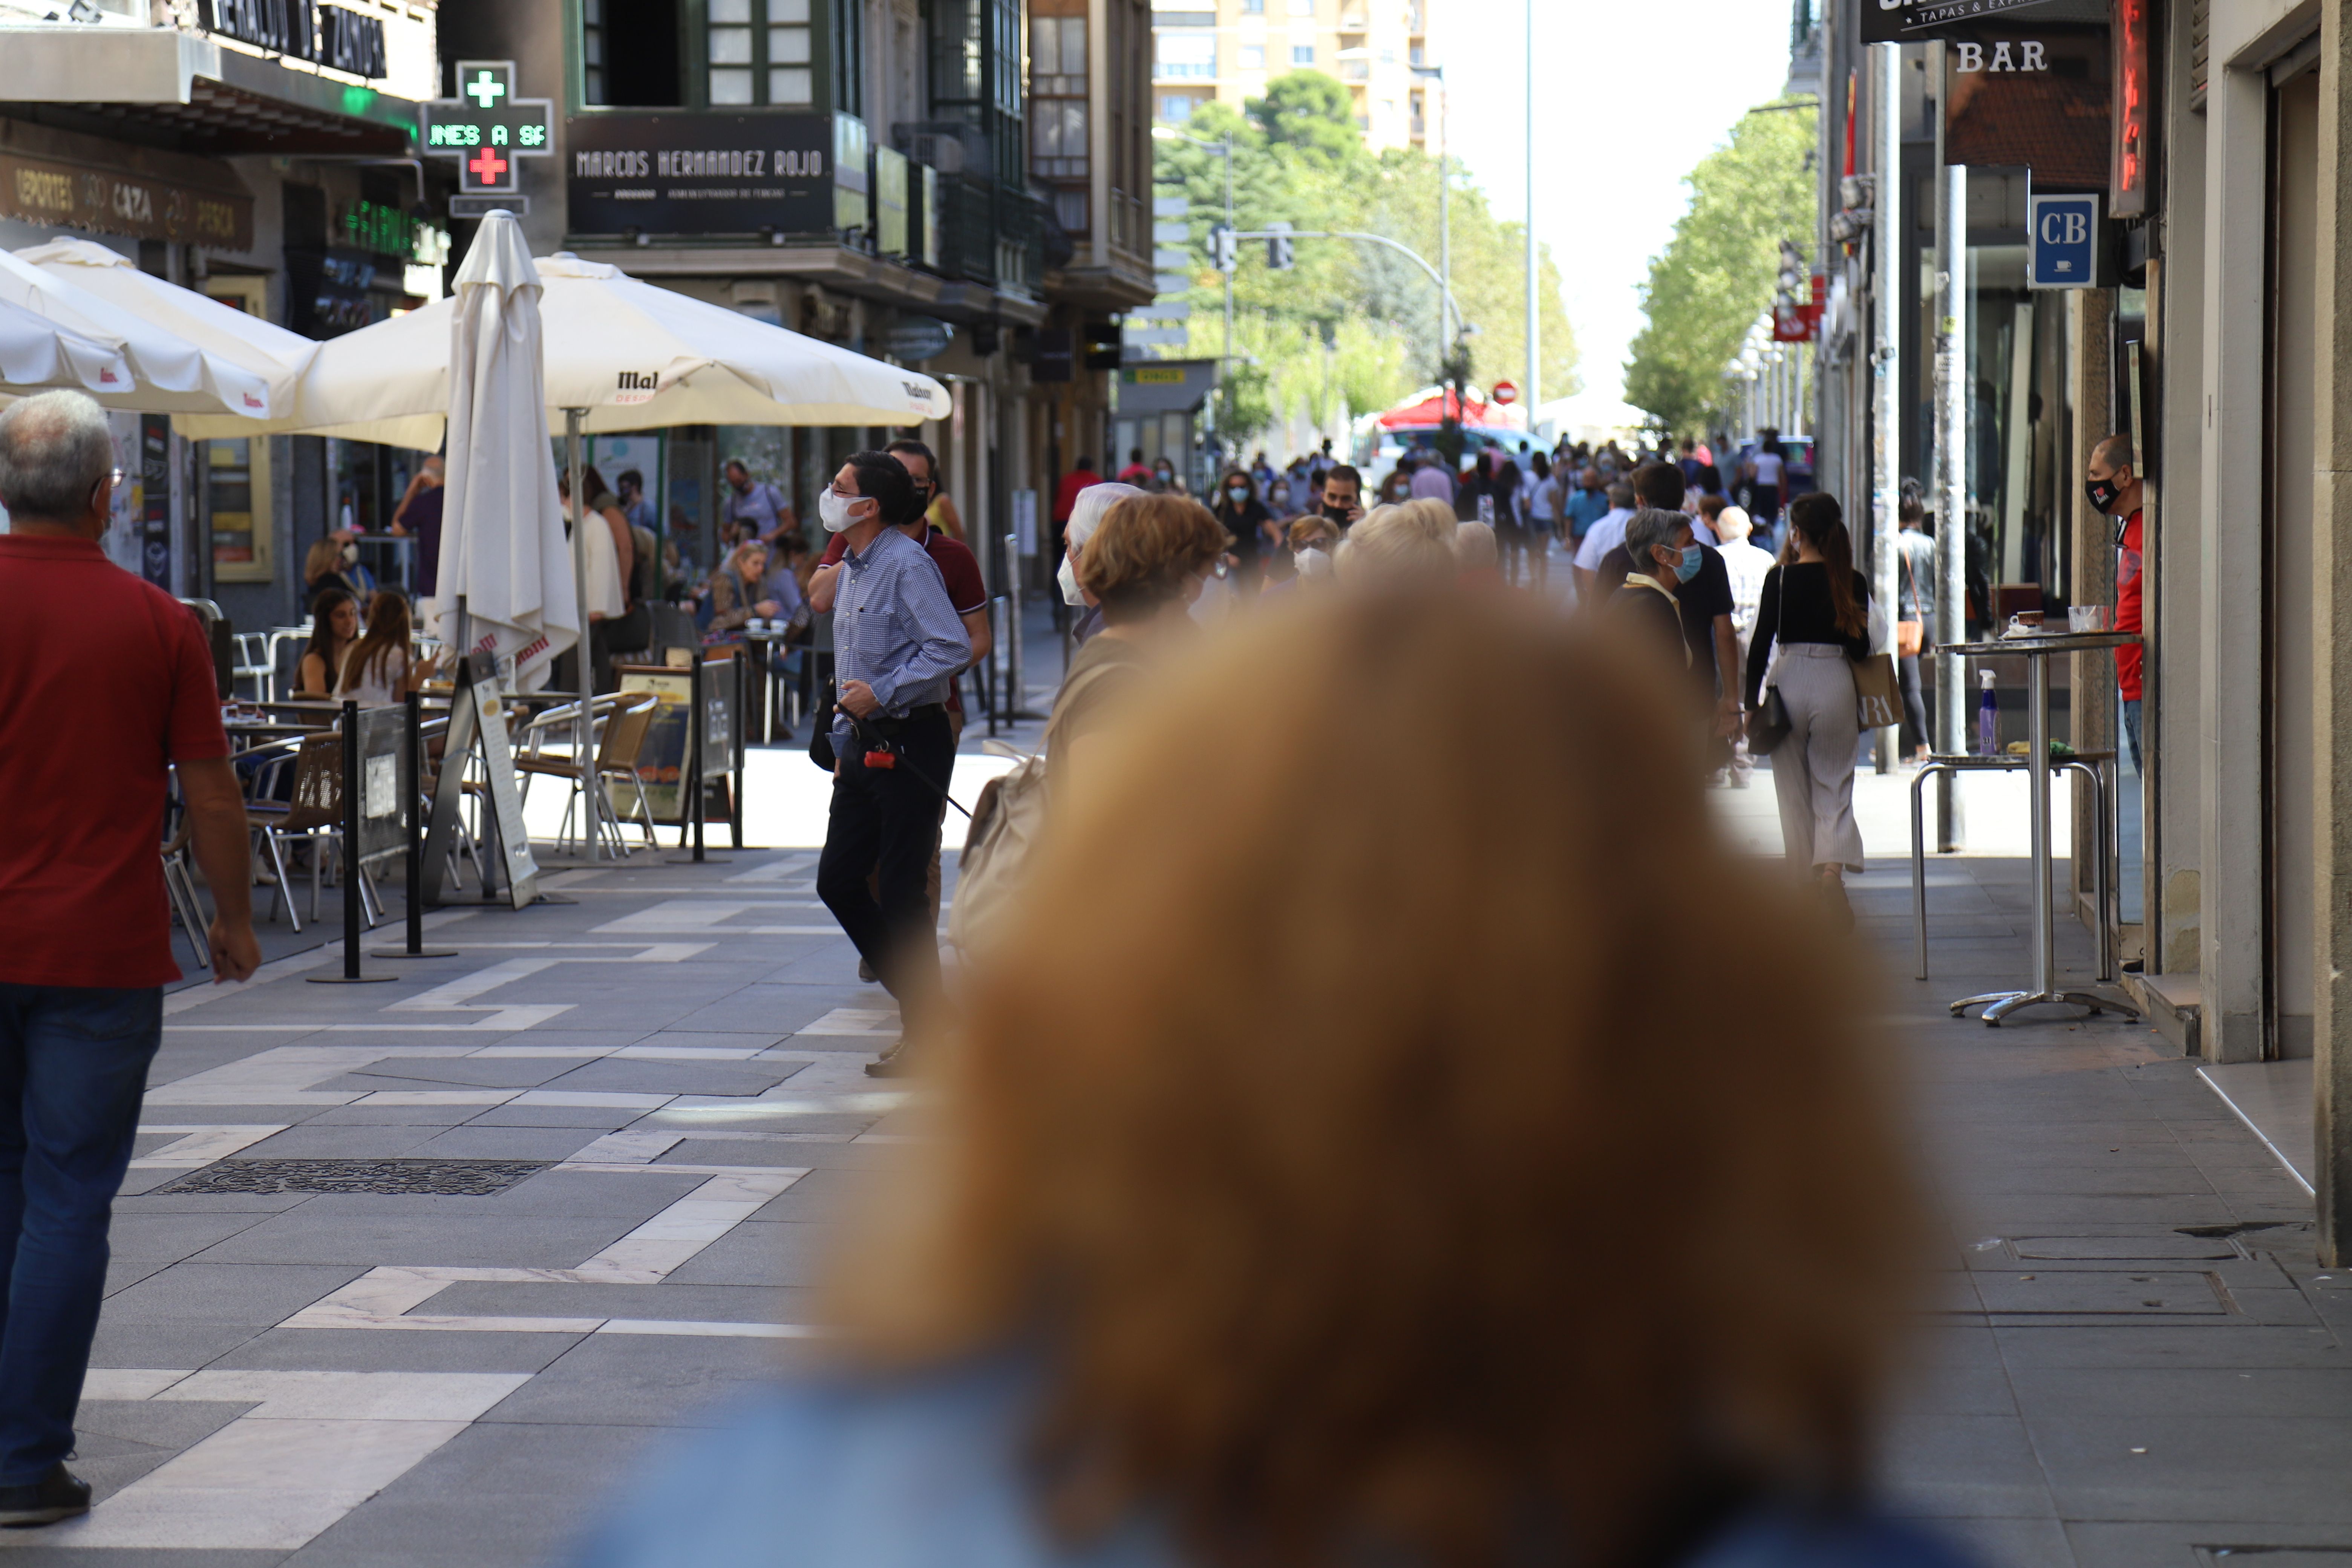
[0,984,161,1483]
[2122,698,2143,773]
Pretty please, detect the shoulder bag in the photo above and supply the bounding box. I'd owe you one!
[1744,567,1793,754]
[1895,542,1925,657]
[1853,584,1903,729]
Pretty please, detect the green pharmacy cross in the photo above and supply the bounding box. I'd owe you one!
[420,60,554,194]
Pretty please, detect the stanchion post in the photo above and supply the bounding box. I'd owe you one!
[730,652,746,849]
[376,690,458,958]
[691,657,706,862]
[309,700,392,984]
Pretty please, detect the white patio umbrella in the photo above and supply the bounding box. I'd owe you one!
[438,210,577,698]
[239,250,951,451]
[0,245,282,419]
[16,239,318,429]
[0,295,131,394]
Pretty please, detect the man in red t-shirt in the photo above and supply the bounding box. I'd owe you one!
[1115,447,1154,486]
[807,440,993,964]
[2084,433,2145,771]
[0,392,259,1526]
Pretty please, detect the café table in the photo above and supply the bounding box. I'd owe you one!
[1934,630,2143,1025]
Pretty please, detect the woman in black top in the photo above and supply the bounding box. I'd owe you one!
[1211,469,1274,590]
[1743,492,1872,927]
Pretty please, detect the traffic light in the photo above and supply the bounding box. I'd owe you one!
[1266,220,1295,271]
[1210,224,1236,274]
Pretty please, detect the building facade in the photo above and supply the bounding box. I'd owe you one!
[0,0,1150,632]
[1149,0,1436,153]
[0,1,454,633]
[1813,0,2352,1259]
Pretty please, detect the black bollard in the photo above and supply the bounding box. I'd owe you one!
[309,700,392,984]
[376,689,458,959]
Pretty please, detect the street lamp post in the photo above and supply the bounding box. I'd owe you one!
[1152,124,1235,436]
[1409,61,1459,455]
[1522,0,1536,429]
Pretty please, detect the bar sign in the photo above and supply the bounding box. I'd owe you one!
[2028,192,2100,289]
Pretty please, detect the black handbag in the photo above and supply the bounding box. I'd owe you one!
[807,679,837,771]
[1744,568,1794,754]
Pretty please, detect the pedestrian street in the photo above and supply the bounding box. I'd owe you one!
[2,849,909,1565]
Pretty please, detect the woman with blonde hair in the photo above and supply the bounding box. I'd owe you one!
[1049,492,1230,797]
[1337,499,1455,583]
[578,591,1959,1568]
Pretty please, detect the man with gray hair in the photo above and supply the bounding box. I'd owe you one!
[1608,507,1699,668]
[0,390,259,1526]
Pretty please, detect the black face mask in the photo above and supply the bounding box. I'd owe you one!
[1321,501,1353,522]
[2084,472,2125,514]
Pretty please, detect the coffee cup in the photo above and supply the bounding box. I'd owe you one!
[2007,611,2045,634]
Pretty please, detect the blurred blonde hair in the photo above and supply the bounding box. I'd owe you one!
[840,590,1922,1567]
[1453,519,1498,571]
[1339,500,1454,582]
[1078,493,1231,623]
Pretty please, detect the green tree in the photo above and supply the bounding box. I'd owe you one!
[1150,77,1579,449]
[1624,101,1816,436]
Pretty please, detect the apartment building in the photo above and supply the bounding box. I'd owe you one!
[1149,0,1437,153]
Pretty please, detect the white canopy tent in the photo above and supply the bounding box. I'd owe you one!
[0,297,130,395]
[217,235,953,859]
[222,251,951,452]
[16,239,319,427]
[0,245,292,420]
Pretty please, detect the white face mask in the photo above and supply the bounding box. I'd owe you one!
[818,487,862,534]
[1057,554,1084,606]
[1295,545,1332,579]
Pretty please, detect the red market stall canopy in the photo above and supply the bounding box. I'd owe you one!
[1377,387,1490,429]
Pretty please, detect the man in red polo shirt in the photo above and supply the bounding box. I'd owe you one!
[0,391,259,1528]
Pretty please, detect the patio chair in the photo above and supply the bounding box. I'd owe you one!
[246,733,381,931]
[515,693,661,855]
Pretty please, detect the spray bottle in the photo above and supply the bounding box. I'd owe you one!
[1978,669,2000,756]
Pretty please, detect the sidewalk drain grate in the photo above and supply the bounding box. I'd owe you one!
[153,1159,553,1196]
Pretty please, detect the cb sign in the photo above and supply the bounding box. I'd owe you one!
[2028,193,2101,289]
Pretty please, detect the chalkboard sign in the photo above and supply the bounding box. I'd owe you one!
[420,660,542,909]
[354,703,409,861]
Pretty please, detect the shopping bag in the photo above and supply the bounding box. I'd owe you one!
[1853,652,1902,729]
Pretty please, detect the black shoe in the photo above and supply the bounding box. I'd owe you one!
[0,1464,90,1527]
[857,957,878,983]
[864,1041,911,1077]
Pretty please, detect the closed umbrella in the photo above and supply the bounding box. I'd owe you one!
[0,296,131,394]
[0,245,281,418]
[17,239,317,429]
[234,251,951,450]
[438,210,576,695]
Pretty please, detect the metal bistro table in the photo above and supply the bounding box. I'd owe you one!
[1935,631,2143,1025]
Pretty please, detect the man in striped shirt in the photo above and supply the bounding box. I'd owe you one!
[813,452,970,1076]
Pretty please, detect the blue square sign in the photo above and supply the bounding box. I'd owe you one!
[2029,193,2101,289]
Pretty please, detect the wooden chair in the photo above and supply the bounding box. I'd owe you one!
[514,694,660,855]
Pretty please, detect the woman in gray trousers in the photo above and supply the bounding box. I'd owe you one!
[1743,492,1874,929]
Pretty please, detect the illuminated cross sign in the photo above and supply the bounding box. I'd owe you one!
[420,60,553,194]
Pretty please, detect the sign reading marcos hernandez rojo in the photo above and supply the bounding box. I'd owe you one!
[567,113,834,237]
[0,155,251,249]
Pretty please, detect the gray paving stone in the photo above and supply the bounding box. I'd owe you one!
[105,1212,271,1265]
[99,1262,362,1325]
[1876,1412,2058,1518]
[2034,1415,2352,1523]
[209,1327,585,1373]
[189,1211,640,1268]
[409,1126,603,1160]
[535,1058,798,1097]
[462,1104,646,1129]
[660,1220,842,1288]
[0,1548,288,1566]
[87,1319,270,1367]
[1934,1516,2078,1568]
[2064,1519,2352,1568]
[429,1279,806,1322]
[320,1056,586,1090]
[289,1419,674,1568]
[233,1127,446,1159]
[478,1334,827,1427]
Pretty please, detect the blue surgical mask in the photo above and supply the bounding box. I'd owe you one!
[1674,544,1704,583]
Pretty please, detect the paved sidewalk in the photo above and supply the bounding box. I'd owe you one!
[1864,848,2338,1567]
[9,740,2338,1565]
[9,849,897,1565]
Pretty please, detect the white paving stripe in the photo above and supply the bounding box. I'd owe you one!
[129,1124,288,1169]
[30,1370,529,1550]
[590,899,838,936]
[278,1165,808,1336]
